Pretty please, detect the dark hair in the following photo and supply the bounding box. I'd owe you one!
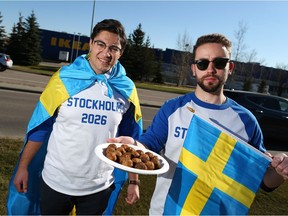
[192,33,232,61]
[91,19,127,50]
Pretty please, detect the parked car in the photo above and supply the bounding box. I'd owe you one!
[224,89,288,150]
[0,53,13,71]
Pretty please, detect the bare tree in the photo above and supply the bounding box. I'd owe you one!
[276,63,288,70]
[245,48,257,62]
[229,21,261,89]
[176,30,193,52]
[227,21,248,89]
[275,64,288,96]
[233,20,248,62]
[233,20,262,64]
[175,30,193,86]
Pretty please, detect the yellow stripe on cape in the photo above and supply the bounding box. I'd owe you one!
[40,69,69,116]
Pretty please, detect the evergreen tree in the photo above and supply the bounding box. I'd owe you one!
[6,25,18,57]
[121,23,162,82]
[0,12,7,52]
[6,11,41,65]
[131,24,145,47]
[6,13,26,64]
[142,37,159,82]
[130,24,145,80]
[152,51,163,83]
[23,10,41,65]
[242,76,253,91]
[120,35,134,78]
[257,79,267,93]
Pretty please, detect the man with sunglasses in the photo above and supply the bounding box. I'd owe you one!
[109,33,288,215]
[7,19,142,215]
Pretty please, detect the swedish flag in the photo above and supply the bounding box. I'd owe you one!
[164,114,271,215]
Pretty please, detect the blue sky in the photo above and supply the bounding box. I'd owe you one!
[1,0,287,68]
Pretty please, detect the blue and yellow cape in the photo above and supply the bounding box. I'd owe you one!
[6,54,142,215]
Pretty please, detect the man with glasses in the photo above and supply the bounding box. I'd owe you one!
[109,33,288,215]
[7,19,142,215]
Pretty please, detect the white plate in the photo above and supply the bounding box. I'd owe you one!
[95,143,169,175]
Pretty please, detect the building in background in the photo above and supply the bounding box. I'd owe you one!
[155,48,288,97]
[39,29,90,62]
[39,29,288,97]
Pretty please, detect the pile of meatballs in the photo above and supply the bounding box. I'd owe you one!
[104,143,161,170]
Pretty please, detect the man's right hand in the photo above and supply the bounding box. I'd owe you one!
[107,136,134,145]
[13,167,29,193]
[107,136,147,149]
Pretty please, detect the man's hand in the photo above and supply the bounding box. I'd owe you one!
[13,167,29,193]
[107,136,134,145]
[263,152,288,190]
[12,140,43,193]
[271,153,288,180]
[125,184,140,205]
[107,136,147,149]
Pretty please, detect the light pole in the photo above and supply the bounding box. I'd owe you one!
[90,0,96,35]
[70,32,75,63]
[75,33,81,58]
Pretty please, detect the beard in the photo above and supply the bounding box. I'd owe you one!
[196,74,225,93]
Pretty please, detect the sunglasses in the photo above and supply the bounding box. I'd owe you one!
[193,58,230,70]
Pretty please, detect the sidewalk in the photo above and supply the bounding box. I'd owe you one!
[0,69,164,107]
[0,81,44,94]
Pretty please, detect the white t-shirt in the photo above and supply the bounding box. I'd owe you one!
[42,81,130,196]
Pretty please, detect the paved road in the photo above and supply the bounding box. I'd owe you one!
[0,69,182,106]
[0,89,162,139]
[0,68,287,155]
[0,69,181,138]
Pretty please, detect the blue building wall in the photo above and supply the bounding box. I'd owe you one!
[39,29,90,62]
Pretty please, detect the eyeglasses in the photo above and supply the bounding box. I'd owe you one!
[93,40,122,54]
[193,58,230,70]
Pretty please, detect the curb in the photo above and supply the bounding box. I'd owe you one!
[0,85,162,108]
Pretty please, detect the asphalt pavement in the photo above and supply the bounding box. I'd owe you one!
[0,68,286,155]
[0,68,174,107]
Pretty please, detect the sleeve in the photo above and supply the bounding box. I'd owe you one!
[138,102,170,153]
[230,99,266,153]
[238,107,266,152]
[27,115,56,142]
[117,103,142,140]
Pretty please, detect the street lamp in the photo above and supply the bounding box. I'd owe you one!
[75,33,81,58]
[90,0,96,35]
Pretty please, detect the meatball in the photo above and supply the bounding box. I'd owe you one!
[119,153,131,164]
[151,157,161,169]
[121,144,134,152]
[105,147,116,155]
[132,157,142,165]
[145,161,155,170]
[105,151,117,162]
[130,150,140,158]
[107,143,117,150]
[136,149,144,155]
[120,158,133,167]
[140,153,150,163]
[115,149,123,157]
[117,146,126,154]
[135,162,148,170]
[146,152,155,159]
